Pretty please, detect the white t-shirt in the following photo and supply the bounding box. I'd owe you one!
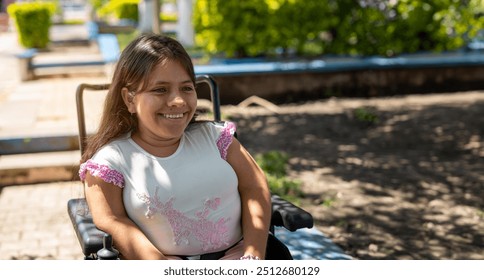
[79,121,242,256]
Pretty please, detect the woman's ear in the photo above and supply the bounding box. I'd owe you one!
[121,87,136,113]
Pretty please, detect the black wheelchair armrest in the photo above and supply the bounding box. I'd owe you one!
[270,194,314,232]
[67,198,106,258]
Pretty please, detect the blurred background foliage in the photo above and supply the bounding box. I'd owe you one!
[91,0,176,23]
[8,0,484,58]
[97,0,139,22]
[194,0,484,58]
[7,1,56,48]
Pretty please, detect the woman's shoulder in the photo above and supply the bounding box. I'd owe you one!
[94,134,130,157]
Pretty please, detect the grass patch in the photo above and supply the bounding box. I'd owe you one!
[255,150,303,204]
[477,209,484,219]
[354,107,379,125]
[321,197,336,207]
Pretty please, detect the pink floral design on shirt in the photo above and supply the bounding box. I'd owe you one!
[137,189,231,251]
[79,160,125,188]
[216,122,236,160]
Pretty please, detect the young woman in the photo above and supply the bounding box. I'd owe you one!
[79,34,271,260]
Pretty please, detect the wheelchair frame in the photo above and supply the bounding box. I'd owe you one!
[67,75,313,260]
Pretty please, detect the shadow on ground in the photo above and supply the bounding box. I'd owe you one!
[229,100,484,259]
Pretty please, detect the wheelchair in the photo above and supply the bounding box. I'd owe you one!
[67,75,314,260]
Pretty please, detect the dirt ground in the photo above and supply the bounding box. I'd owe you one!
[223,91,484,260]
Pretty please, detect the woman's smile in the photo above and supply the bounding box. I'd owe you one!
[163,113,183,119]
[159,113,186,119]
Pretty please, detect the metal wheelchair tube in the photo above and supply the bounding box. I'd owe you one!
[196,75,221,121]
[76,83,110,156]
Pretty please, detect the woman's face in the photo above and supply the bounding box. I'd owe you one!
[126,59,197,145]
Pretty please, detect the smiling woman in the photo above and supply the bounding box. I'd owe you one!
[78,34,272,260]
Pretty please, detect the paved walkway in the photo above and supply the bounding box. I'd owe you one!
[0,26,351,260]
[0,181,84,259]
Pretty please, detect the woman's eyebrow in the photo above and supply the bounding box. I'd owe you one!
[150,80,193,86]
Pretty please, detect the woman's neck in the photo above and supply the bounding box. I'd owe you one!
[131,132,182,157]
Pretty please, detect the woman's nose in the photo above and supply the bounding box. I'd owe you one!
[167,91,185,107]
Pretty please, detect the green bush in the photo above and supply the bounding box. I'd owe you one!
[327,0,484,56]
[194,0,484,58]
[99,0,139,22]
[194,0,271,58]
[7,2,56,49]
[267,0,333,57]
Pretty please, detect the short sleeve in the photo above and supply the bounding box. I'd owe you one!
[214,121,236,160]
[79,145,125,188]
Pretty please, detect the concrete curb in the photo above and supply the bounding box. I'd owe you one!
[0,150,80,186]
[0,135,79,155]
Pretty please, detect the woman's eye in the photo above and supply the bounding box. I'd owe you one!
[153,87,167,94]
[182,86,195,92]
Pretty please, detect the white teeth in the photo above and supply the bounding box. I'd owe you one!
[163,113,184,119]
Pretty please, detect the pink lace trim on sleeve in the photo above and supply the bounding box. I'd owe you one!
[79,160,125,188]
[216,122,236,160]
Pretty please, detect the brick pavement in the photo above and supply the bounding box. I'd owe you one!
[0,181,84,259]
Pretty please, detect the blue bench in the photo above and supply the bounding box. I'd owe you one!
[274,227,352,260]
[16,33,120,81]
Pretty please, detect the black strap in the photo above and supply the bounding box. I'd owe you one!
[200,250,227,260]
[177,249,227,260]
[178,239,242,260]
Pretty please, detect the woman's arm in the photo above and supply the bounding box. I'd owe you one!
[84,173,169,260]
[226,137,272,259]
